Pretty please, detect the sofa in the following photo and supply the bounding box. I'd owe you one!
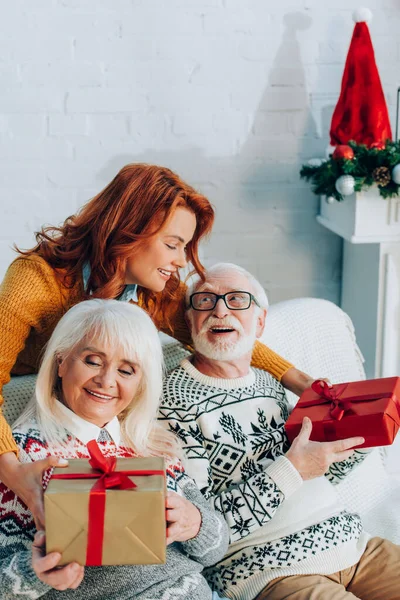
[3,297,400,549]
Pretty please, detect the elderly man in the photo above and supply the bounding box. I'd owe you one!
[159,262,400,600]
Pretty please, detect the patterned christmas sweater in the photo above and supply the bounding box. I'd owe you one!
[159,358,372,600]
[0,412,229,600]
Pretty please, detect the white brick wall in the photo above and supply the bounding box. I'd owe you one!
[0,0,399,305]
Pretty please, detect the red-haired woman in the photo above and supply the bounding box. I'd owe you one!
[0,163,313,527]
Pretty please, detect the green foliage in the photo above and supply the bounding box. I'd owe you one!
[300,140,400,201]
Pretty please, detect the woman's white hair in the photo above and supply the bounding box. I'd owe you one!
[186,262,269,310]
[29,299,179,459]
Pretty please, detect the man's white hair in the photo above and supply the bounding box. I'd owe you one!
[22,299,180,459]
[186,262,269,310]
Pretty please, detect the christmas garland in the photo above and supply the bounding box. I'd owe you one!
[300,140,400,201]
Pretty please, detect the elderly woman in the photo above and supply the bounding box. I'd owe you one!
[0,299,229,599]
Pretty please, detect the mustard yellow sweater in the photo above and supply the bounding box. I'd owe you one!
[0,255,293,455]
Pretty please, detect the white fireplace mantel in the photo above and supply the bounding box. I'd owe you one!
[317,188,400,378]
[317,187,400,243]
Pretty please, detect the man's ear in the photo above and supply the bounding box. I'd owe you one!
[255,309,267,339]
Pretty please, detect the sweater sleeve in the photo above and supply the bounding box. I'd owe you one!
[0,257,62,455]
[251,340,294,382]
[171,467,229,567]
[155,282,294,381]
[160,415,302,544]
[0,482,50,598]
[325,448,372,485]
[208,455,301,543]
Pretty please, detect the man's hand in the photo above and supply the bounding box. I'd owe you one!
[0,452,68,529]
[32,531,84,590]
[286,417,365,480]
[281,368,331,397]
[166,491,202,544]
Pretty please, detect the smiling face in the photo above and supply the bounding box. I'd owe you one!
[124,207,197,292]
[187,271,266,361]
[58,340,142,427]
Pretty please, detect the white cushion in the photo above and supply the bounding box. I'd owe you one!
[2,374,36,425]
[261,298,366,408]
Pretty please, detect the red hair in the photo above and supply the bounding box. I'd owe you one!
[19,164,214,319]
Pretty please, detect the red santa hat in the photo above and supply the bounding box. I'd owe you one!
[330,8,392,147]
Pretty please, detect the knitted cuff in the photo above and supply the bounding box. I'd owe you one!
[178,479,228,564]
[267,455,303,498]
[23,553,52,595]
[251,341,294,381]
[6,550,51,598]
[180,503,228,566]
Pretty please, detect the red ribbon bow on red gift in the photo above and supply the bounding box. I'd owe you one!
[51,440,164,566]
[309,380,394,421]
[311,380,353,420]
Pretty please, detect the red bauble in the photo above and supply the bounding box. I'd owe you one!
[332,145,355,161]
[370,141,385,150]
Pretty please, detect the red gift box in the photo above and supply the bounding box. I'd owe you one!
[285,377,400,448]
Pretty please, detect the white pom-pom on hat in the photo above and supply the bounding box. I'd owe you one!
[352,7,372,23]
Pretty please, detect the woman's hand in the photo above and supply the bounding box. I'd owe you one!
[165,491,202,544]
[32,531,84,590]
[286,417,364,480]
[281,368,332,397]
[0,452,68,529]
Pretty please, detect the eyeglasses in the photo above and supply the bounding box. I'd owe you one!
[189,291,260,311]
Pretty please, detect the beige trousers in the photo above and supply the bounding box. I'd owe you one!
[256,537,400,600]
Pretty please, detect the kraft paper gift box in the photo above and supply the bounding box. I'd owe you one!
[285,377,400,449]
[45,442,166,566]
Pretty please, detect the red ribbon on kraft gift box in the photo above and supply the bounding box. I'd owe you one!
[51,440,165,566]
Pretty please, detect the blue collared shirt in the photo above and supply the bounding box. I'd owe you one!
[82,262,138,303]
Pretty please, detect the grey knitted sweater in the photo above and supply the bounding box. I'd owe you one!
[0,416,229,599]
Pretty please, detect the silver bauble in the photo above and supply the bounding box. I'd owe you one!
[392,164,400,185]
[335,175,355,196]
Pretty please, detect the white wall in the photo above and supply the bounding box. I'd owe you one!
[0,0,399,304]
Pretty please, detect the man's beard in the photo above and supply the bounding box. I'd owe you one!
[191,315,258,361]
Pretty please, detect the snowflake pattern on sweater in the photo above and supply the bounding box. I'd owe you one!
[205,511,363,593]
[159,359,370,596]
